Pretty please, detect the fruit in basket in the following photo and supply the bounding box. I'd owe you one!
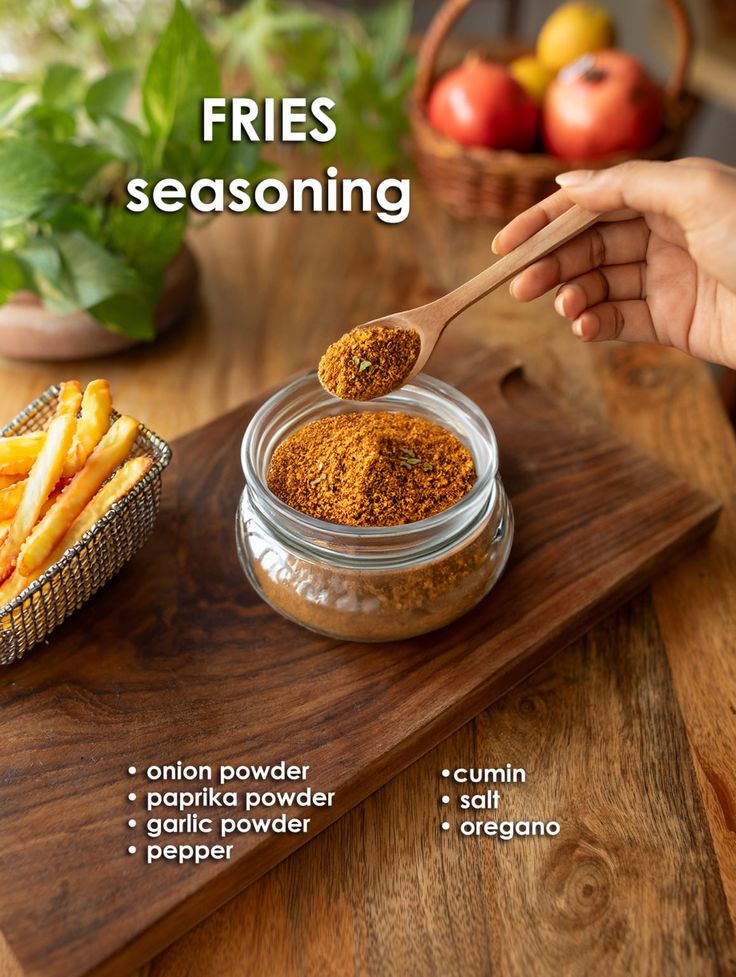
[543,50,664,160]
[509,55,556,105]
[427,57,538,151]
[537,2,614,73]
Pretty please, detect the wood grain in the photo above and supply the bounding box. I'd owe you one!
[144,594,736,977]
[0,339,719,977]
[0,183,733,977]
[594,343,736,924]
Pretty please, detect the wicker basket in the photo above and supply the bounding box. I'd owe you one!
[0,387,171,664]
[409,0,697,219]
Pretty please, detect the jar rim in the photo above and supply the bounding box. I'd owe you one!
[241,372,499,543]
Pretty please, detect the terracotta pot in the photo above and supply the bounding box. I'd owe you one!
[0,244,198,361]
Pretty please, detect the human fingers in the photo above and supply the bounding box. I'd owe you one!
[555,159,732,228]
[671,155,734,174]
[571,300,657,345]
[509,219,649,301]
[492,192,569,255]
[554,263,646,320]
[558,159,736,290]
[491,189,636,255]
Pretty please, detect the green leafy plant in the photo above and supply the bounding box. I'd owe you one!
[0,0,265,340]
[0,0,219,71]
[216,0,415,172]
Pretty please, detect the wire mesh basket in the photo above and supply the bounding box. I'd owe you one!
[0,385,171,665]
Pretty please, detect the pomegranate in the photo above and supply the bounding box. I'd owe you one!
[543,50,664,160]
[428,57,538,151]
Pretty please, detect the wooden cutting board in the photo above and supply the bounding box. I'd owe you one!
[0,344,720,977]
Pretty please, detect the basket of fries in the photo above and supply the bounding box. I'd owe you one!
[0,380,171,664]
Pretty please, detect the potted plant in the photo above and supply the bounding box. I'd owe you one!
[0,0,267,360]
[215,0,415,173]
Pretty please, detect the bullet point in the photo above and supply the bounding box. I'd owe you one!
[441,768,450,777]
[441,822,450,831]
[128,819,136,828]
[441,795,450,804]
[127,845,137,854]
[128,792,136,801]
[128,766,136,775]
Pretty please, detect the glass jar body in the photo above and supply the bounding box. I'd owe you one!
[237,374,513,642]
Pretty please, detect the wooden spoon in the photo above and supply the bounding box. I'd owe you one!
[356,204,599,384]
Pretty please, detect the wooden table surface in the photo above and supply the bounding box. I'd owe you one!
[0,184,734,977]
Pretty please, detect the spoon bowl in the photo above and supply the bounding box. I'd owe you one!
[345,203,599,389]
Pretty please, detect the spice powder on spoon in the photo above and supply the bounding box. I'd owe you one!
[267,411,476,526]
[318,326,421,401]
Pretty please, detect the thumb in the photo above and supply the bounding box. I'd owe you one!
[555,159,715,228]
[558,158,736,295]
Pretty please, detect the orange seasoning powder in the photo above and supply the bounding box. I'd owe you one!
[266,411,476,526]
[318,326,421,401]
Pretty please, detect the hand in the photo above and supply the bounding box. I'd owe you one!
[493,158,736,368]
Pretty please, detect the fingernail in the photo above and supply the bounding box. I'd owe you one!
[554,291,566,317]
[491,232,501,255]
[509,276,520,298]
[571,317,584,337]
[556,169,596,187]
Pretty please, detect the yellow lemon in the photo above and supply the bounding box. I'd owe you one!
[537,2,614,73]
[509,55,556,105]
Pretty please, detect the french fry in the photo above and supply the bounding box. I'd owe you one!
[0,433,45,476]
[0,413,76,582]
[16,415,140,578]
[62,379,112,478]
[58,457,151,546]
[0,568,21,608]
[0,480,25,520]
[0,392,78,559]
[54,381,82,420]
[0,381,80,475]
[53,382,83,476]
[3,482,68,527]
[0,456,151,608]
[39,483,65,519]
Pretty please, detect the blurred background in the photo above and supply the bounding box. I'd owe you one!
[412,0,736,162]
[0,0,734,414]
[0,0,733,163]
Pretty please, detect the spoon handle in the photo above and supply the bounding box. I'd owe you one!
[436,204,600,324]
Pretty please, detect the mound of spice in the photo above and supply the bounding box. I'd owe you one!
[267,411,476,526]
[318,326,421,401]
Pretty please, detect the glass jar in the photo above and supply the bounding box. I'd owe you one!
[237,373,513,642]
